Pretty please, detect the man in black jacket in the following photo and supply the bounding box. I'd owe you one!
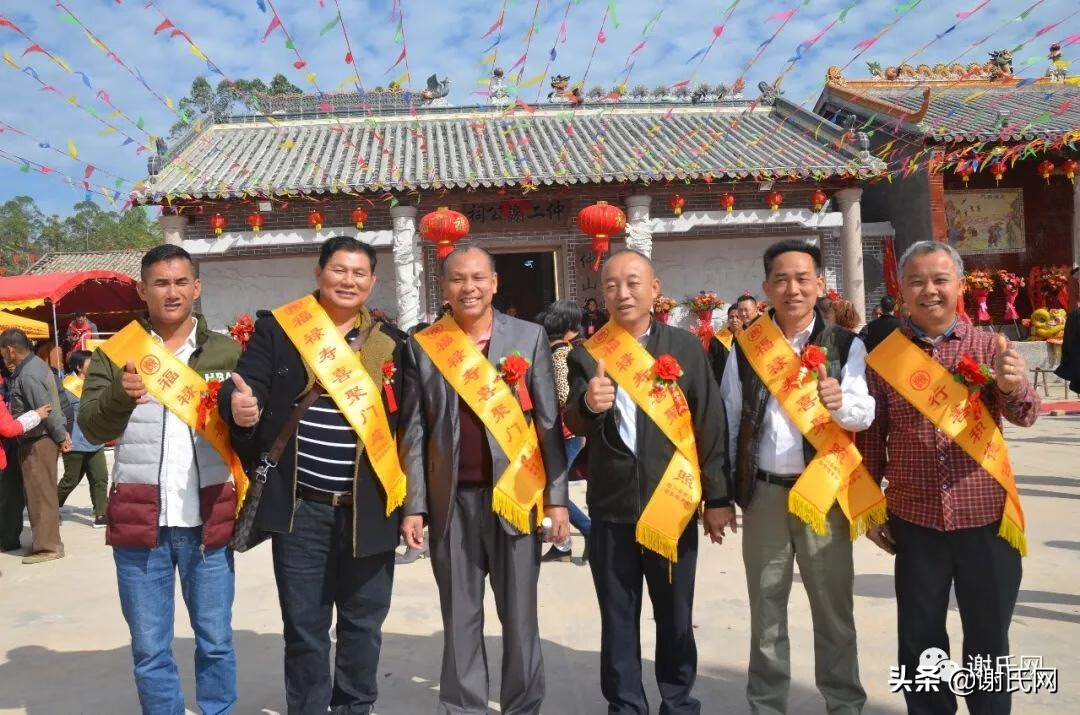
[858,295,903,351]
[220,237,407,715]
[565,249,733,715]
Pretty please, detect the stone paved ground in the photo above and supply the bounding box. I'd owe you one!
[0,415,1077,714]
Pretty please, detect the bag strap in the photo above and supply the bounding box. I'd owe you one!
[263,321,379,465]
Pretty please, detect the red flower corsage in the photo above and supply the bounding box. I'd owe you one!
[952,353,992,418]
[798,345,828,384]
[228,314,255,350]
[381,359,398,413]
[651,354,683,398]
[197,380,223,431]
[498,352,533,411]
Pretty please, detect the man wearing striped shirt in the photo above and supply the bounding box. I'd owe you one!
[222,237,408,715]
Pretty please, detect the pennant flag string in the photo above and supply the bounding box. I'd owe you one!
[532,0,576,104]
[0,119,136,188]
[512,0,543,86]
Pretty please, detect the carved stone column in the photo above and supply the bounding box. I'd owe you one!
[624,195,653,257]
[159,214,189,245]
[835,187,866,323]
[390,205,424,330]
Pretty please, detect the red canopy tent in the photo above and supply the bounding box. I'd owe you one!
[0,271,144,351]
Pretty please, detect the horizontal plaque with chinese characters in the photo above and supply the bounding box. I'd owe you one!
[460,199,570,233]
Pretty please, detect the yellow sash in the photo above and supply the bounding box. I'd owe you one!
[99,322,249,512]
[867,331,1026,555]
[62,374,84,399]
[415,316,547,534]
[272,296,406,516]
[715,328,734,351]
[737,318,886,538]
[585,322,702,562]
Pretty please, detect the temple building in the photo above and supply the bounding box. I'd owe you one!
[136,73,885,330]
[815,46,1080,319]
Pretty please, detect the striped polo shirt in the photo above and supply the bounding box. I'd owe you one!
[296,391,359,494]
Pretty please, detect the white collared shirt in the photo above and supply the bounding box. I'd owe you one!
[151,318,202,527]
[721,316,875,475]
[612,327,651,452]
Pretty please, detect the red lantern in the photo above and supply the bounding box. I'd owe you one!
[419,206,470,258]
[577,200,626,272]
[955,163,975,186]
[1063,159,1079,184]
[719,193,735,214]
[307,209,325,232]
[1037,159,1056,183]
[670,194,685,217]
[810,189,827,212]
[767,191,783,213]
[351,207,368,230]
[209,213,227,236]
[246,211,264,233]
[988,162,1006,185]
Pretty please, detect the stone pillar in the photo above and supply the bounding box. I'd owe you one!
[391,205,424,330]
[624,195,653,257]
[835,188,866,323]
[159,214,189,245]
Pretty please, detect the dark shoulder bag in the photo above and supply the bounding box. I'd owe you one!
[230,322,378,552]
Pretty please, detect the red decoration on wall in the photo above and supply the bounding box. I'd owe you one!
[988,162,1007,185]
[955,163,974,186]
[246,212,264,233]
[307,209,325,232]
[1037,160,1056,184]
[767,191,783,213]
[1062,159,1079,185]
[719,193,735,214]
[669,194,685,217]
[810,189,827,212]
[419,206,470,259]
[209,213,227,236]
[577,200,627,272]
[351,207,368,230]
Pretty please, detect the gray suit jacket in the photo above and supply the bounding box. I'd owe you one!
[399,310,569,541]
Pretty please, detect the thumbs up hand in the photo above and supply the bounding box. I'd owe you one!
[121,360,148,403]
[230,372,260,428]
[816,363,844,412]
[993,333,1024,395]
[585,359,616,413]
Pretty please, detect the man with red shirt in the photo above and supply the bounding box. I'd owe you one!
[859,240,1039,715]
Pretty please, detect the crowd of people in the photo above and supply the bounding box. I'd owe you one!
[0,236,1041,715]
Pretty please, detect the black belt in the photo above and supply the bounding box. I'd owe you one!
[296,484,353,507]
[755,470,800,489]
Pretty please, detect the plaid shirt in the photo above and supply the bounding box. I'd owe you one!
[857,319,1040,531]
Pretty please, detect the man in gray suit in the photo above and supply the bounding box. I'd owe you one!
[399,246,569,715]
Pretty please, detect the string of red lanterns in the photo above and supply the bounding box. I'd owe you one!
[351,207,368,230]
[577,200,626,272]
[669,194,685,217]
[246,211,264,233]
[209,213,226,236]
[307,209,325,232]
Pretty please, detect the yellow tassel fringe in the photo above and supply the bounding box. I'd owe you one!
[998,518,1028,557]
[635,522,680,563]
[848,501,888,541]
[788,490,828,536]
[493,488,536,535]
[384,476,407,517]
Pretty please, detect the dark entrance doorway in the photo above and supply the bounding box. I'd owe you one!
[492,250,557,322]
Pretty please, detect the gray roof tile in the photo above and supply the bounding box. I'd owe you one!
[28,250,143,280]
[137,101,880,201]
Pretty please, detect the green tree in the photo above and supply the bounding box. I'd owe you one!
[169,74,304,138]
[268,73,301,96]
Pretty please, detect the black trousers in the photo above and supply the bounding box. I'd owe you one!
[0,440,25,549]
[272,498,395,715]
[589,520,699,715]
[891,515,1022,715]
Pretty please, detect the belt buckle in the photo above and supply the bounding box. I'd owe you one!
[330,493,347,507]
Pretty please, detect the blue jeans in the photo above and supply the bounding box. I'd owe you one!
[564,437,592,538]
[114,526,237,715]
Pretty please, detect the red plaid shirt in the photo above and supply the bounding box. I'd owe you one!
[857,319,1040,531]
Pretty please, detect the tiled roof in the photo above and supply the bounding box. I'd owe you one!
[818,78,1080,142]
[136,100,881,202]
[27,250,143,280]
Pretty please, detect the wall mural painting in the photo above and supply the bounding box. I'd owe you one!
[945,189,1025,255]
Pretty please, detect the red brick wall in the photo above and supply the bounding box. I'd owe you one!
[929,170,947,242]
